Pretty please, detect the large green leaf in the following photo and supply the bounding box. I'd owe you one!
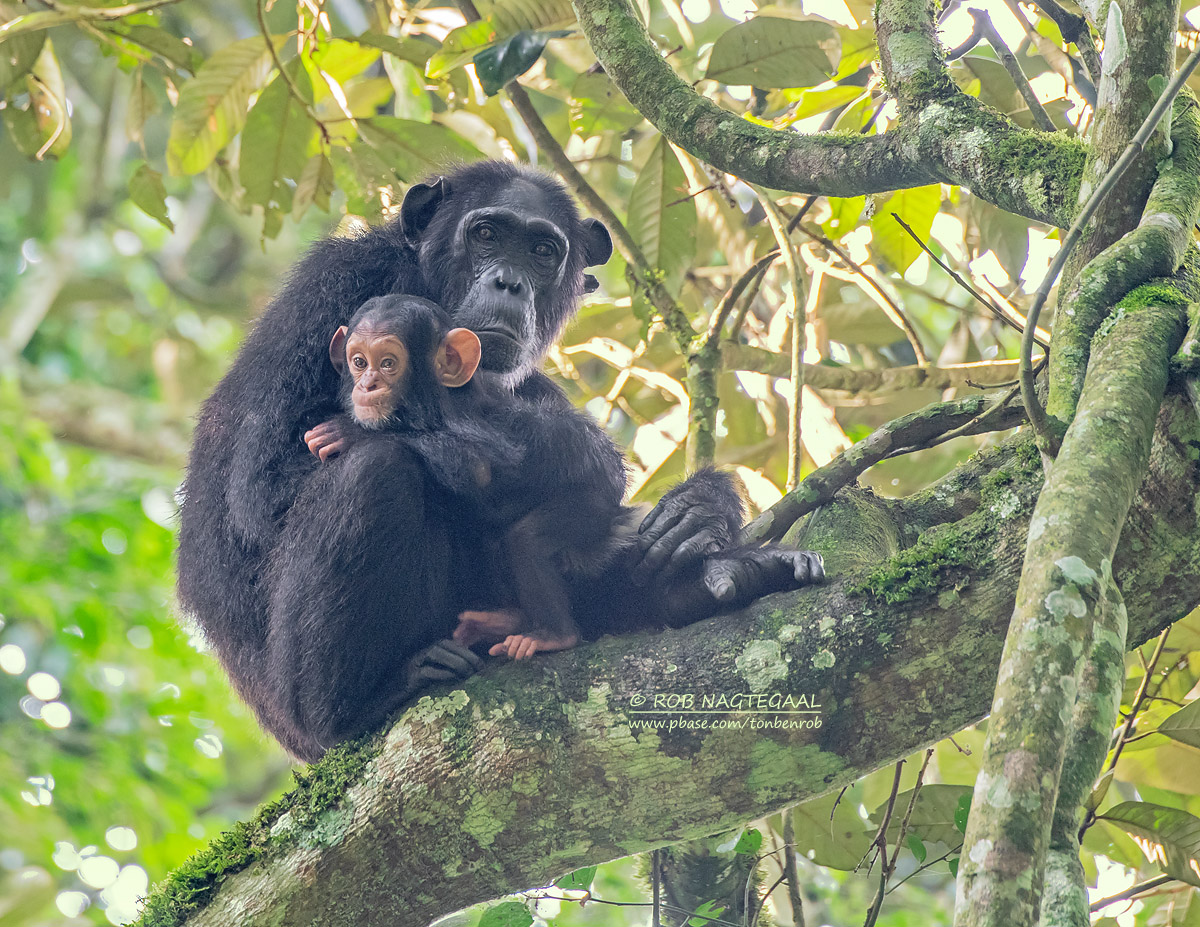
[1158,699,1200,749]
[870,184,942,272]
[626,137,698,294]
[2,39,71,159]
[474,30,566,95]
[1100,802,1200,887]
[356,117,483,182]
[705,18,838,89]
[239,60,317,209]
[167,36,281,176]
[427,21,497,79]
[292,152,335,219]
[780,790,873,870]
[101,23,204,74]
[871,784,974,847]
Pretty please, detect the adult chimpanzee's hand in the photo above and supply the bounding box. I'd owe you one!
[633,469,744,584]
[398,639,483,702]
[702,548,825,605]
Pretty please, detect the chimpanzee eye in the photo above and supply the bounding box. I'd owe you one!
[381,358,395,370]
[533,241,557,258]
[352,356,367,370]
[474,224,496,242]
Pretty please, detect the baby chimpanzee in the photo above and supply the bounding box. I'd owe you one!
[308,293,636,659]
[308,294,826,663]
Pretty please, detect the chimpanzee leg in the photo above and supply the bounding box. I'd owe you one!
[263,435,481,761]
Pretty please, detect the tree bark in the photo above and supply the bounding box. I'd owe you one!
[141,393,1200,927]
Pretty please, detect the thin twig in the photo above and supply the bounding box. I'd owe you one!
[892,213,1049,347]
[741,392,1027,543]
[1030,0,1102,85]
[969,8,1055,131]
[703,253,778,348]
[255,0,330,143]
[1088,874,1175,912]
[862,761,906,927]
[792,224,928,365]
[651,849,662,927]
[1019,44,1200,452]
[782,814,806,927]
[756,189,808,490]
[998,0,1096,107]
[1105,628,1170,774]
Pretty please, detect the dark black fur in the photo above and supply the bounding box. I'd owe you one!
[176,162,808,762]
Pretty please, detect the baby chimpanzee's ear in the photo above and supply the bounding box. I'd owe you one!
[437,328,482,387]
[328,326,349,373]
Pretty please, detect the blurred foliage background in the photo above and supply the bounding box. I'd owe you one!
[1,0,1199,924]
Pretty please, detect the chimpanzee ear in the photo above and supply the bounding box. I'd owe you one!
[329,326,349,373]
[400,177,448,246]
[437,328,482,388]
[580,217,613,267]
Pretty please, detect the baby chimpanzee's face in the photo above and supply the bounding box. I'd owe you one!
[345,328,411,427]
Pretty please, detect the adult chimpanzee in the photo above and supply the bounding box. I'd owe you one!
[176,161,817,761]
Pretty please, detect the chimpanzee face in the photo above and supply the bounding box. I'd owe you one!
[400,164,613,384]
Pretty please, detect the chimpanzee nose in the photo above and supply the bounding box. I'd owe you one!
[493,271,522,294]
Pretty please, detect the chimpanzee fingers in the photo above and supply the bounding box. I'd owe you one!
[317,439,344,461]
[637,501,685,547]
[633,512,703,584]
[702,558,744,603]
[659,534,723,582]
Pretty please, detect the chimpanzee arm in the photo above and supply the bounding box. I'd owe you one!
[203,222,418,548]
[632,468,745,584]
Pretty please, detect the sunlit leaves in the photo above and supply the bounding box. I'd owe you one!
[292,153,335,219]
[554,865,597,890]
[128,163,174,231]
[166,36,281,176]
[239,60,317,214]
[570,72,643,136]
[705,18,839,89]
[783,790,872,869]
[870,184,942,272]
[427,21,497,78]
[1099,802,1200,887]
[356,117,484,182]
[872,784,973,847]
[626,136,697,294]
[100,24,204,75]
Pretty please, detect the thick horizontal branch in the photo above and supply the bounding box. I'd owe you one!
[143,393,1200,927]
[569,0,935,197]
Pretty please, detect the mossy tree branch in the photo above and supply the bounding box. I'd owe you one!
[567,0,1084,227]
[140,401,1200,927]
[953,291,1190,927]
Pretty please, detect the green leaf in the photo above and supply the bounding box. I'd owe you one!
[784,790,873,870]
[948,857,960,877]
[732,828,764,856]
[102,24,204,74]
[239,60,317,209]
[474,30,559,96]
[125,68,160,144]
[1,40,71,159]
[954,793,971,835]
[292,153,335,219]
[478,900,534,927]
[870,184,942,272]
[427,21,497,79]
[486,0,575,37]
[330,143,399,220]
[569,72,643,136]
[311,38,381,87]
[167,36,282,176]
[1099,802,1200,887]
[782,84,865,121]
[822,195,865,240]
[128,163,174,231]
[906,833,927,863]
[705,18,839,89]
[626,136,697,294]
[554,865,597,890]
[356,117,483,182]
[0,29,45,91]
[688,899,727,925]
[356,32,437,68]
[1158,699,1200,750]
[872,784,973,847]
